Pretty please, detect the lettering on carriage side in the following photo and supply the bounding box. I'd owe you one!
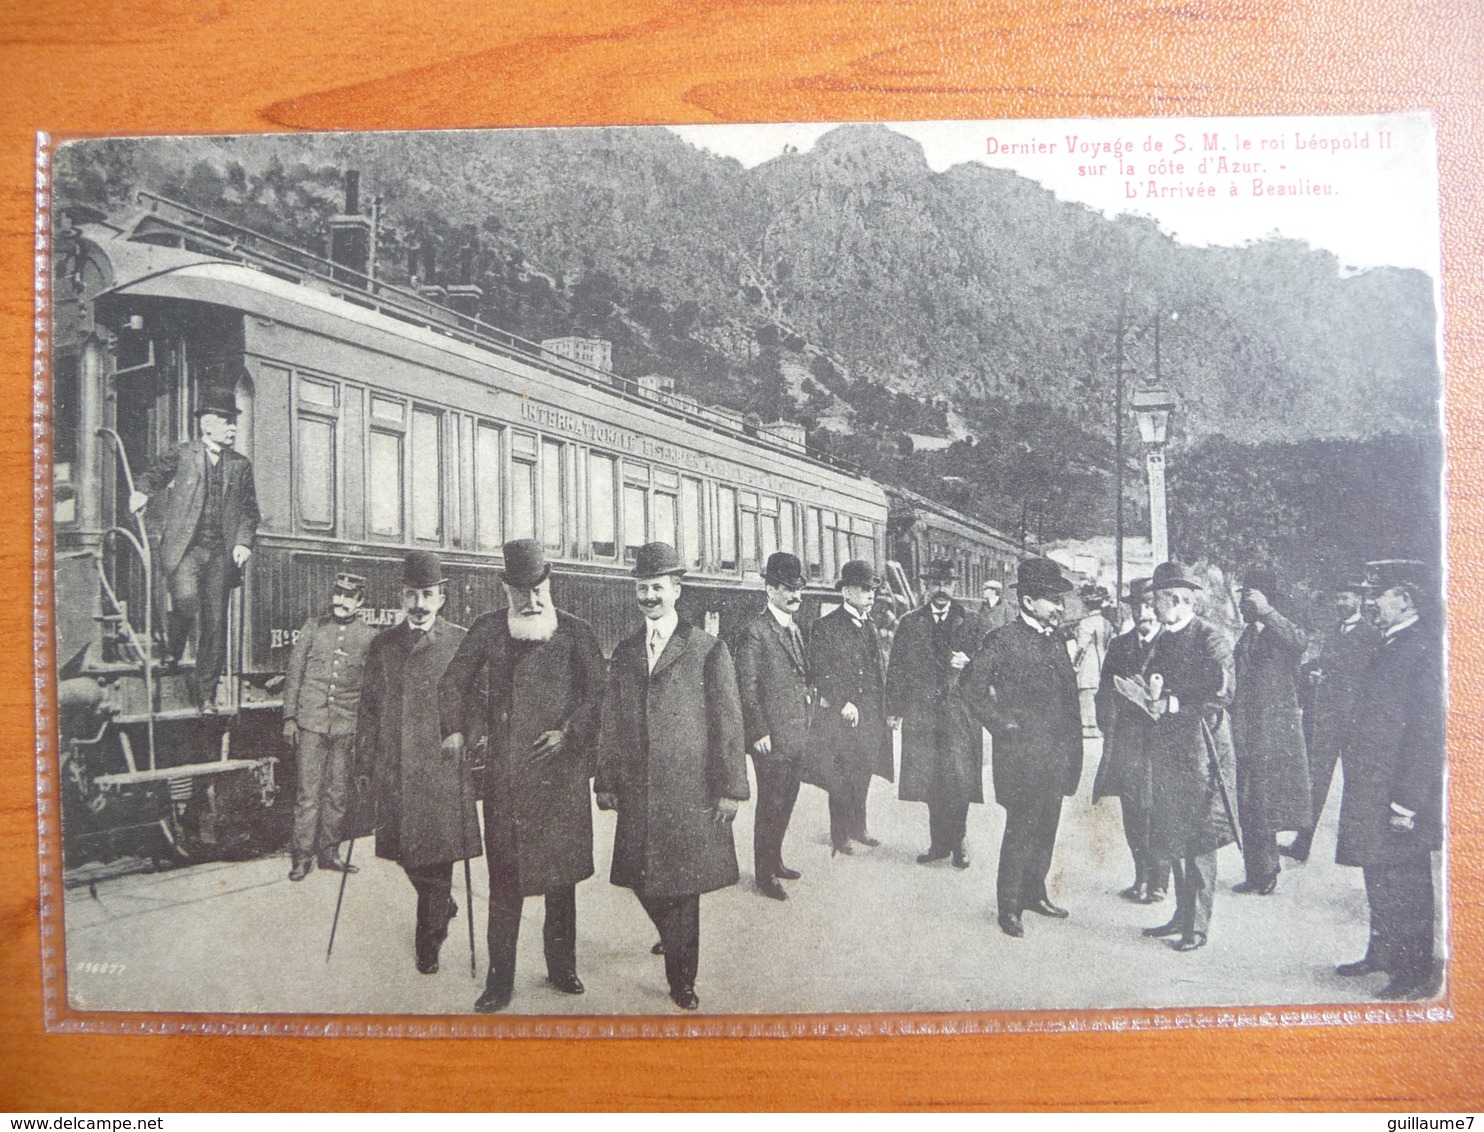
[268,607,402,649]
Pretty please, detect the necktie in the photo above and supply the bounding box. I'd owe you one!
[648,628,663,671]
[788,622,804,664]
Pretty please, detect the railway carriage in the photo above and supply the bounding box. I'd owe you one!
[50,191,890,875]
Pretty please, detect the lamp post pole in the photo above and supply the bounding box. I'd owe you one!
[1114,289,1126,605]
[1132,382,1177,568]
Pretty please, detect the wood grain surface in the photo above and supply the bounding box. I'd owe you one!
[3,0,1482,1111]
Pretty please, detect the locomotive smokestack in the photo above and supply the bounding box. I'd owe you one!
[447,240,484,324]
[418,241,448,306]
[344,169,360,215]
[459,244,473,286]
[328,169,372,288]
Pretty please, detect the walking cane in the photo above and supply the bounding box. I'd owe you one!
[454,737,479,979]
[1201,722,1243,855]
[326,836,356,961]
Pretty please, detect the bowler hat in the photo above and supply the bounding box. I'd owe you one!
[1150,561,1203,592]
[1017,557,1071,599]
[632,542,686,579]
[401,550,445,589]
[1242,565,1284,602]
[921,557,957,582]
[333,570,366,594]
[1127,577,1153,602]
[194,387,241,420]
[501,539,551,588]
[764,551,806,589]
[837,559,878,591]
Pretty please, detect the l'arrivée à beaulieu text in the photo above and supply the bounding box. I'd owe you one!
[987,128,1397,200]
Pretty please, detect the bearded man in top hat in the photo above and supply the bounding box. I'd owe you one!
[282,569,377,881]
[356,550,481,975]
[1230,565,1312,894]
[1335,562,1445,1000]
[803,559,894,857]
[130,383,260,710]
[595,542,749,1011]
[888,557,983,869]
[1139,562,1239,953]
[1093,577,1171,904]
[962,557,1083,937]
[439,540,607,1013]
[733,552,814,898]
[1285,576,1380,863]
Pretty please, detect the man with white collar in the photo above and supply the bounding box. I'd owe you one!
[595,542,748,1011]
[440,540,606,1013]
[1138,561,1239,954]
[734,552,813,897]
[1285,577,1380,863]
[962,557,1083,938]
[1334,562,1445,1000]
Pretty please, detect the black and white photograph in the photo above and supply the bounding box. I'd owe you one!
[41,114,1447,1025]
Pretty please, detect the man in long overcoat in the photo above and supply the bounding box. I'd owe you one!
[962,557,1083,938]
[1092,577,1170,904]
[1335,563,1444,1000]
[888,557,982,869]
[1139,562,1239,953]
[803,559,894,855]
[734,552,813,898]
[439,540,606,1013]
[1285,577,1379,862]
[595,542,749,1011]
[130,384,260,710]
[1230,566,1312,893]
[356,550,481,975]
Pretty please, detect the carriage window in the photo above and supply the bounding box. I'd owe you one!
[852,518,876,564]
[52,350,79,518]
[740,509,759,573]
[298,417,335,529]
[680,477,703,569]
[779,500,797,556]
[411,408,443,543]
[368,430,403,538]
[805,505,822,579]
[541,439,565,554]
[590,453,617,559]
[474,423,502,551]
[717,486,738,572]
[623,484,648,562]
[654,490,678,548]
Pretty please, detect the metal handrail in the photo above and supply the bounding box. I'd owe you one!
[95,428,157,770]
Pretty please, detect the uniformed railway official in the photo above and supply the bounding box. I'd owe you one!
[282,570,376,881]
[439,540,607,1013]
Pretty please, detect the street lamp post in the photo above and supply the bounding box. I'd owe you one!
[1131,385,1177,564]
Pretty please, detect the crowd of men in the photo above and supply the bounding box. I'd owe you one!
[125,382,1445,1012]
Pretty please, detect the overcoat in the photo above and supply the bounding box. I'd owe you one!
[733,608,813,765]
[1231,611,1313,833]
[438,609,605,895]
[888,602,983,805]
[802,606,893,793]
[135,439,260,583]
[1092,627,1159,804]
[1303,617,1381,770]
[961,617,1083,810]
[1141,616,1240,859]
[356,618,482,868]
[596,620,750,900]
[1336,619,1445,867]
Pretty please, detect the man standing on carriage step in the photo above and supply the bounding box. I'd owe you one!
[282,569,377,881]
[595,542,749,1011]
[439,540,606,1014]
[733,551,813,898]
[888,557,983,870]
[356,550,481,976]
[130,383,260,712]
[961,557,1083,938]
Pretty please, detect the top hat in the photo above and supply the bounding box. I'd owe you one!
[401,550,446,589]
[194,387,241,420]
[1150,561,1203,592]
[837,559,879,591]
[1241,565,1283,602]
[921,557,958,583]
[501,539,551,589]
[333,570,367,594]
[1017,557,1071,599]
[632,542,686,579]
[1126,576,1154,602]
[764,551,806,589]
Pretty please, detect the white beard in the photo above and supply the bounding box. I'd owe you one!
[507,605,558,642]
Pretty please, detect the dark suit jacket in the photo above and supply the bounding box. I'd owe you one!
[135,439,260,581]
[1231,610,1312,832]
[596,620,749,899]
[733,607,812,765]
[804,605,893,790]
[889,601,983,805]
[1092,627,1159,804]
